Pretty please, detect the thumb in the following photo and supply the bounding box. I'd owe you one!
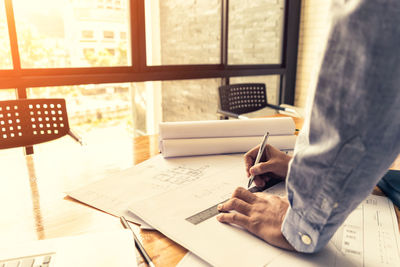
[250,161,275,176]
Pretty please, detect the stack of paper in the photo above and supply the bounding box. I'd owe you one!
[68,152,400,266]
[67,116,400,266]
[159,117,297,157]
[0,230,138,267]
[129,174,400,267]
[68,154,246,229]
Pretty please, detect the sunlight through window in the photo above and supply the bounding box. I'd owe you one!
[12,0,130,68]
[0,2,13,69]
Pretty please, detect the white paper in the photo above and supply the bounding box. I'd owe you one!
[68,154,247,229]
[0,230,137,267]
[129,158,284,267]
[159,117,295,139]
[266,194,400,267]
[176,252,210,267]
[131,175,400,267]
[160,135,296,158]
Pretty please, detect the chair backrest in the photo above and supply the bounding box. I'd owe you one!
[0,99,70,149]
[218,83,268,115]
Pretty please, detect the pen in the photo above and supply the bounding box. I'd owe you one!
[247,132,270,188]
[120,216,155,267]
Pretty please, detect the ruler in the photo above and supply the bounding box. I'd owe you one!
[185,186,262,225]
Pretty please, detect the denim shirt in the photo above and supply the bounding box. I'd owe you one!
[281,0,400,253]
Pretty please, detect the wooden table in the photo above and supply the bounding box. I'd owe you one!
[0,116,398,267]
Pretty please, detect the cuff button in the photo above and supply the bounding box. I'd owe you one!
[301,234,312,245]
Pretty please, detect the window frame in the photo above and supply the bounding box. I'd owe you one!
[1,0,300,105]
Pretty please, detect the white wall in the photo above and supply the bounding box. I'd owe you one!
[295,0,332,108]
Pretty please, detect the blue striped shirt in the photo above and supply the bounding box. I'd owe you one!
[282,0,400,253]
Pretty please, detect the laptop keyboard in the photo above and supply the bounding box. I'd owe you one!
[0,252,55,267]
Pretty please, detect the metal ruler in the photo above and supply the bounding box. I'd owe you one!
[185,186,262,225]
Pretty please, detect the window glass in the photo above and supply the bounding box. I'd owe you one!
[229,75,280,117]
[81,30,94,39]
[103,31,115,39]
[160,78,221,121]
[22,83,135,190]
[130,78,221,137]
[145,0,221,65]
[0,2,13,69]
[2,79,222,138]
[0,89,17,100]
[12,0,130,68]
[27,83,133,134]
[228,0,285,64]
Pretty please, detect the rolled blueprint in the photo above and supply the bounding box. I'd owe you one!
[159,117,295,140]
[160,135,297,158]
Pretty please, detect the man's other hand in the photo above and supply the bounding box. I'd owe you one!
[217,187,294,251]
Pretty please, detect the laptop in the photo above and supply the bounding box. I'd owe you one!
[0,230,138,267]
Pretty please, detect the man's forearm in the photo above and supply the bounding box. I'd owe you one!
[281,0,400,253]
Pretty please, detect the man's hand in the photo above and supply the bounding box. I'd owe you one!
[245,144,292,188]
[217,187,294,251]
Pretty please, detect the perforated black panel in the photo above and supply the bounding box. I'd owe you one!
[219,83,268,115]
[0,99,69,149]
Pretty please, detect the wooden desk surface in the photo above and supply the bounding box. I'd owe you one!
[0,116,398,267]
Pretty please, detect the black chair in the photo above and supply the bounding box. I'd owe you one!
[0,98,82,154]
[217,83,297,119]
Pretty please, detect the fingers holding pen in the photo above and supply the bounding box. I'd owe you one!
[244,144,275,176]
[254,176,267,188]
[249,160,275,177]
[244,145,261,177]
[245,144,292,182]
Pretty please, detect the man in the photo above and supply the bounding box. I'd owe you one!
[217,0,400,253]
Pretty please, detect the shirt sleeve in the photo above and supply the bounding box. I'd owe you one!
[281,0,400,253]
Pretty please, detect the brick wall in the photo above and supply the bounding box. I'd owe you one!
[159,0,220,65]
[161,79,220,122]
[228,0,284,64]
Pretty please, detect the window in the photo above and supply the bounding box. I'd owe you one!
[82,48,95,60]
[0,89,16,101]
[0,2,12,69]
[115,0,122,9]
[106,48,115,55]
[1,0,301,137]
[106,0,113,9]
[97,0,104,9]
[26,83,135,174]
[120,31,126,40]
[161,78,221,122]
[103,31,115,39]
[12,0,130,68]
[82,30,94,39]
[145,0,221,65]
[228,0,285,64]
[129,78,220,135]
[27,83,133,134]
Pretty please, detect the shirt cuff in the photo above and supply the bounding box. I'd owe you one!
[281,207,321,253]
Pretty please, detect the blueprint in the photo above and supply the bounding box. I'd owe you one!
[131,178,400,267]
